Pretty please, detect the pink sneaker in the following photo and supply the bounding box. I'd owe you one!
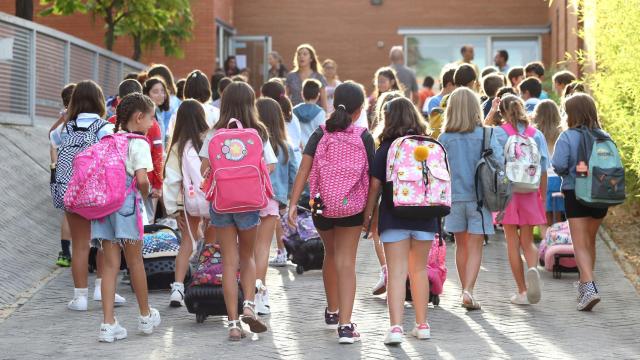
[411,323,431,340]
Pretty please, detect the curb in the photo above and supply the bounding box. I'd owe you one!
[0,268,64,323]
[598,225,640,292]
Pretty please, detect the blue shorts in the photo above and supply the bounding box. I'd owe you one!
[445,201,495,235]
[92,178,143,244]
[546,176,565,213]
[380,229,435,243]
[209,207,260,230]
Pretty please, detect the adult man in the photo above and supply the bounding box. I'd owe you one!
[457,45,481,82]
[494,49,510,73]
[389,46,418,103]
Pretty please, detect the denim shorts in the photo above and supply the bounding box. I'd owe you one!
[209,207,260,230]
[445,201,495,235]
[91,178,143,244]
[380,229,435,243]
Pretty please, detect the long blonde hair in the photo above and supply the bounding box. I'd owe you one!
[499,94,528,128]
[442,87,483,133]
[533,99,561,154]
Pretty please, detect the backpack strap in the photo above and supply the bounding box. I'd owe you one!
[501,123,517,136]
[523,126,537,138]
[228,118,243,129]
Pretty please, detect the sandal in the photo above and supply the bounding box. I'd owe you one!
[228,320,246,341]
[241,300,268,333]
[461,290,481,311]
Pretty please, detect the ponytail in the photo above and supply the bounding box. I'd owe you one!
[499,94,528,128]
[326,81,365,132]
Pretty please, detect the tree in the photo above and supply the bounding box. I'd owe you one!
[39,0,193,60]
[15,0,34,20]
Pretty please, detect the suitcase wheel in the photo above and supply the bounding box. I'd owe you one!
[296,265,304,274]
[196,312,207,323]
[432,295,440,306]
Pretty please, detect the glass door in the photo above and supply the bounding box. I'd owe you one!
[232,35,272,92]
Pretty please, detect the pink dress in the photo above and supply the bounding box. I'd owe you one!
[501,191,546,226]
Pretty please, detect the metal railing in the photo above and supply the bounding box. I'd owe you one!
[0,12,146,125]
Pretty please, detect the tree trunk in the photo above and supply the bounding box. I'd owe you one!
[15,0,33,21]
[133,35,142,61]
[105,9,115,50]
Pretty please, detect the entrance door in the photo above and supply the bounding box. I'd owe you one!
[232,36,272,92]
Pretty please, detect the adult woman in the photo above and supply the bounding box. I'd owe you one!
[323,59,341,113]
[285,44,328,111]
[268,51,288,79]
[224,56,240,77]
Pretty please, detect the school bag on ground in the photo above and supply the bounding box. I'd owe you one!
[475,127,512,212]
[574,128,625,208]
[309,125,370,218]
[51,119,110,209]
[202,118,274,213]
[385,135,451,219]
[64,132,146,222]
[281,206,324,274]
[502,123,541,193]
[538,221,578,279]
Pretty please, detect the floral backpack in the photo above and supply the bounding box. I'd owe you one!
[385,135,451,219]
[189,243,241,287]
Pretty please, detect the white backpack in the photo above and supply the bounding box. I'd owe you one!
[502,123,541,193]
[181,142,210,218]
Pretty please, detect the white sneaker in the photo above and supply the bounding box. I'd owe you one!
[170,282,185,307]
[510,292,530,305]
[411,323,431,340]
[93,286,126,307]
[68,296,88,311]
[268,249,288,267]
[371,266,387,295]
[138,308,161,334]
[383,325,403,345]
[526,268,542,304]
[255,280,271,315]
[99,319,128,343]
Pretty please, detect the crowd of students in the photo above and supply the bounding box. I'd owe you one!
[49,42,610,346]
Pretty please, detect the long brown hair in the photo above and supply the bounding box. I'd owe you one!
[167,99,209,169]
[533,99,561,153]
[372,90,403,138]
[214,82,269,141]
[565,93,601,129]
[66,80,106,123]
[143,77,170,112]
[379,97,429,143]
[292,44,321,73]
[261,80,293,122]
[373,67,402,99]
[499,94,528,128]
[256,97,289,162]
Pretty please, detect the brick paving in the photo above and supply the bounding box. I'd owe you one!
[1,231,639,359]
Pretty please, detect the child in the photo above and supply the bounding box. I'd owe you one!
[422,66,456,116]
[254,98,299,314]
[176,78,186,101]
[363,97,436,345]
[453,64,478,89]
[507,67,525,91]
[142,77,168,220]
[163,100,211,307]
[480,74,504,118]
[438,87,504,310]
[519,77,542,114]
[212,77,232,109]
[199,82,277,340]
[552,93,609,311]
[292,78,326,147]
[95,93,160,342]
[494,95,549,305]
[51,83,75,267]
[50,80,127,311]
[524,61,550,100]
[288,81,375,344]
[418,75,435,111]
[532,100,563,233]
[147,63,181,118]
[368,67,402,129]
[552,70,577,97]
[262,80,303,162]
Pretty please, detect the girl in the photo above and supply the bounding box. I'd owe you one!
[288,81,375,344]
[50,80,125,311]
[493,95,549,305]
[261,80,303,163]
[533,100,563,232]
[438,87,503,310]
[286,44,328,110]
[363,97,435,345]
[254,98,299,315]
[147,63,181,116]
[199,82,277,341]
[142,77,168,219]
[95,93,160,342]
[368,67,402,129]
[369,90,403,296]
[144,75,172,147]
[224,56,240,77]
[322,59,341,113]
[163,100,211,307]
[552,93,608,311]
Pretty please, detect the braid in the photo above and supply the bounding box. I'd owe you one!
[115,93,155,132]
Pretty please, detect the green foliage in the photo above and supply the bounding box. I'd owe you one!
[39,0,193,60]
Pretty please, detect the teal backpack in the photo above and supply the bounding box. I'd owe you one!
[574,127,625,208]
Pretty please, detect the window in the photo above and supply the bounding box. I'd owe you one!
[216,20,235,70]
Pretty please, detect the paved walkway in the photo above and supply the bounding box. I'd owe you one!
[1,230,639,359]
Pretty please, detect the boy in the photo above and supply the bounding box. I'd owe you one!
[508,67,525,91]
[423,67,456,115]
[525,61,550,99]
[293,78,326,147]
[418,76,435,111]
[453,64,478,89]
[481,74,505,118]
[519,77,543,114]
[552,70,577,97]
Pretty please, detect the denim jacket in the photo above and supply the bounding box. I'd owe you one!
[270,143,300,205]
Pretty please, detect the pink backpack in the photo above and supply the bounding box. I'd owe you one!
[385,135,451,218]
[203,119,274,213]
[182,142,209,218]
[309,125,369,218]
[64,133,146,221]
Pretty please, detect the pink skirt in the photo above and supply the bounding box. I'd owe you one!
[501,191,546,226]
[259,199,280,217]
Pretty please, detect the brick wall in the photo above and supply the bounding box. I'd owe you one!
[548,0,582,76]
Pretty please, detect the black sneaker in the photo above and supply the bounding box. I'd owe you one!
[338,323,361,344]
[324,308,339,329]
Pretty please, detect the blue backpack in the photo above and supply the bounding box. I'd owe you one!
[574,127,625,208]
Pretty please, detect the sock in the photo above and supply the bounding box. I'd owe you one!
[95,278,102,287]
[327,309,339,315]
[339,323,351,328]
[74,288,88,298]
[173,282,184,288]
[60,239,71,256]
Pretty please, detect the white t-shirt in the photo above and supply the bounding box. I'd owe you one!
[354,106,369,128]
[126,138,154,177]
[199,129,278,165]
[286,114,303,152]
